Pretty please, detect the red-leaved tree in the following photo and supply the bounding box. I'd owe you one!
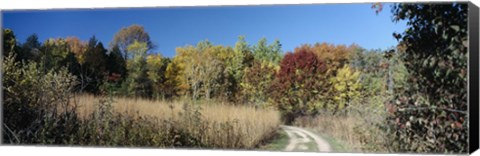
[270,48,328,123]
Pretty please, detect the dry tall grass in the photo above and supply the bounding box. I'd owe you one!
[293,103,390,152]
[294,115,363,151]
[72,94,281,148]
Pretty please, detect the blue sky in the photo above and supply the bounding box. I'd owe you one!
[2,3,406,58]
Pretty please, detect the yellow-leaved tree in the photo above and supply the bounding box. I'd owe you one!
[146,54,171,99]
[329,64,361,115]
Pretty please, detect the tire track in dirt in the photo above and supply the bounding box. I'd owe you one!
[281,125,332,152]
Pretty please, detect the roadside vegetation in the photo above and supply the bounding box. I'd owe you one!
[258,130,289,151]
[2,3,468,153]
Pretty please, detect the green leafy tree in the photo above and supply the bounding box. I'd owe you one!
[21,34,42,62]
[232,36,252,77]
[388,3,468,153]
[225,36,255,99]
[125,41,152,97]
[252,37,282,65]
[146,54,171,99]
[100,45,128,95]
[105,45,127,81]
[39,38,79,74]
[388,50,409,92]
[350,49,389,107]
[82,37,108,93]
[2,29,23,62]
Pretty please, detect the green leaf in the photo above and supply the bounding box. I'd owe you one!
[450,25,460,32]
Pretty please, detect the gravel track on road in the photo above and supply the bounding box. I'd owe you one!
[281,125,332,152]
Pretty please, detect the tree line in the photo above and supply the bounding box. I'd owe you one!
[4,24,404,123]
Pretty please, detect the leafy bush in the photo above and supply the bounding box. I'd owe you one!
[388,3,468,153]
[2,54,80,144]
[125,40,152,98]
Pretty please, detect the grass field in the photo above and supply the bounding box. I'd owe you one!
[72,94,282,148]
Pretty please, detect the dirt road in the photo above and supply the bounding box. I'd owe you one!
[281,125,332,152]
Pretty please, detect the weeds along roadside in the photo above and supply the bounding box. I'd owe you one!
[292,97,391,153]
